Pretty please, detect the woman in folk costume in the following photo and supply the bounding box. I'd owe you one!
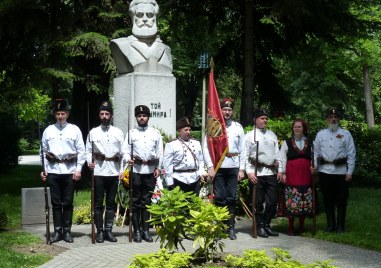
[279,119,313,235]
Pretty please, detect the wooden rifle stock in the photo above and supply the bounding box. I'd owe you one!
[91,140,96,244]
[251,127,258,238]
[40,145,51,244]
[311,144,317,236]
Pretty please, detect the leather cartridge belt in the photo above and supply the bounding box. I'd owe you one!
[173,169,197,173]
[94,152,121,162]
[46,152,77,164]
[226,153,239,158]
[249,157,278,169]
[319,157,347,166]
[134,157,159,166]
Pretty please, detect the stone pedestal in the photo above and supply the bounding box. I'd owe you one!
[113,72,176,137]
[22,187,52,226]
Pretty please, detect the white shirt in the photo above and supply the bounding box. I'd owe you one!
[122,126,163,174]
[203,121,246,170]
[245,128,282,176]
[85,125,124,176]
[41,122,85,174]
[314,127,356,175]
[163,138,207,186]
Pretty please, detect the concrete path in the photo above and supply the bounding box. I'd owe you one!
[23,219,381,268]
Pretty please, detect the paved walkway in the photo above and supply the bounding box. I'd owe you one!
[23,219,381,268]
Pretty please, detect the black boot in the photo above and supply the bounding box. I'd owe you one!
[141,209,153,242]
[50,209,63,243]
[62,208,74,243]
[256,213,268,238]
[227,206,237,240]
[104,210,117,242]
[132,209,142,243]
[94,211,104,243]
[264,224,279,236]
[337,206,346,234]
[325,206,336,232]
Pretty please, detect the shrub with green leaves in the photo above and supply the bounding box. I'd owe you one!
[129,248,192,268]
[225,248,336,268]
[73,203,91,224]
[148,187,197,251]
[148,186,229,261]
[188,202,229,262]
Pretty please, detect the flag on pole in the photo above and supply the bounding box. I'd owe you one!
[205,69,229,173]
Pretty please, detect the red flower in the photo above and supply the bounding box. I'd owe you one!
[336,134,344,139]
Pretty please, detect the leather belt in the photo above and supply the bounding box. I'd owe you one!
[94,152,121,162]
[134,157,159,166]
[226,153,239,158]
[173,169,197,173]
[319,157,347,166]
[249,158,278,169]
[46,152,77,164]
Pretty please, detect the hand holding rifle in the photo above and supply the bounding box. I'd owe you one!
[311,144,318,236]
[89,138,96,244]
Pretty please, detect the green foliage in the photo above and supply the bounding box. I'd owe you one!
[224,248,336,268]
[188,203,229,261]
[18,138,30,153]
[148,187,197,251]
[73,204,92,224]
[129,248,192,268]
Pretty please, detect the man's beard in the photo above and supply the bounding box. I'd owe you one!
[101,118,111,126]
[138,121,148,128]
[328,122,339,131]
[224,117,232,126]
[132,24,157,38]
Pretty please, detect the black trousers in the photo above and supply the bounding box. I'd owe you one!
[132,172,156,210]
[249,175,278,226]
[319,172,349,210]
[94,175,119,212]
[213,168,239,207]
[47,173,75,210]
[173,178,200,196]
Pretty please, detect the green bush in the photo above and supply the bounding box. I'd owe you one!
[18,138,30,152]
[148,187,229,260]
[129,248,192,268]
[73,204,92,224]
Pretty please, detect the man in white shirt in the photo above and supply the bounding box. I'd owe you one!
[245,109,282,238]
[314,108,356,234]
[122,105,163,243]
[204,98,245,240]
[86,101,124,243]
[40,99,85,243]
[163,117,207,194]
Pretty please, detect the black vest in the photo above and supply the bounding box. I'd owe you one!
[286,138,312,161]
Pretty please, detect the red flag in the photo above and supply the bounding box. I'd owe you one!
[206,70,229,173]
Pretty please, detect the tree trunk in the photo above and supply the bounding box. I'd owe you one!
[240,0,255,127]
[363,64,375,128]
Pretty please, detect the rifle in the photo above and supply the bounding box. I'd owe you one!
[90,138,96,244]
[128,123,134,243]
[311,144,318,236]
[251,126,258,238]
[40,142,51,245]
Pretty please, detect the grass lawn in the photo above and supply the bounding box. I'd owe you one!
[0,165,380,267]
[274,187,381,252]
